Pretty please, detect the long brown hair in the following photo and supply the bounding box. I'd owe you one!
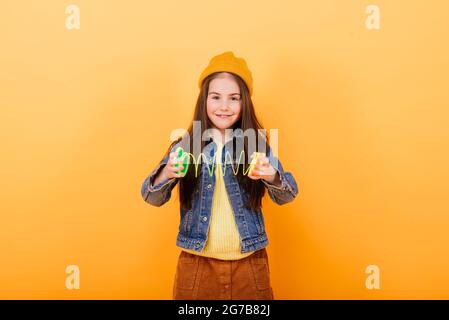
[164,72,269,211]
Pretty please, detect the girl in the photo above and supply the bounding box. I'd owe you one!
[141,51,299,300]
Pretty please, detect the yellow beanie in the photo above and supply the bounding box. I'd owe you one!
[198,51,253,96]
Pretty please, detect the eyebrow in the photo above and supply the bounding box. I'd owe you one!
[209,92,241,96]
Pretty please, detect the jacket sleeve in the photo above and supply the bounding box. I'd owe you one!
[141,142,181,207]
[261,145,299,205]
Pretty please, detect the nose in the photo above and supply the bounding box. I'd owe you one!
[220,99,231,110]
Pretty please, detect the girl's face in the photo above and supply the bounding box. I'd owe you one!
[206,73,242,136]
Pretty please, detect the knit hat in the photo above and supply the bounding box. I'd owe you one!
[198,51,253,96]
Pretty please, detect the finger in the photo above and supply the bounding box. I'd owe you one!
[170,156,184,167]
[248,172,261,180]
[252,166,263,174]
[258,159,270,170]
[251,170,263,177]
[170,169,185,179]
[168,154,178,165]
[169,164,184,173]
[258,156,269,166]
[254,163,266,171]
[167,160,176,168]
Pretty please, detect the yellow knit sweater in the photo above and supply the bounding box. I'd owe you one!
[182,142,253,260]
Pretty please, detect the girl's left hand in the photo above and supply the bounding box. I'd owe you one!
[248,153,281,186]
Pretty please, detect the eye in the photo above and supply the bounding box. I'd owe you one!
[212,96,219,100]
[232,97,240,101]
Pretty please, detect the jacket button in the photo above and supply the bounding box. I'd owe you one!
[194,242,200,248]
[202,216,208,222]
[207,184,212,189]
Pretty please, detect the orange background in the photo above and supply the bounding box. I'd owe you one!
[1,0,449,299]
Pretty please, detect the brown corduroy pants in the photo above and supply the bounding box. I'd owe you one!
[172,248,274,300]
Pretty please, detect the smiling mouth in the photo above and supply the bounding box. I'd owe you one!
[216,114,233,118]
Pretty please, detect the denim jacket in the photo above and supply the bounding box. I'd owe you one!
[141,137,299,253]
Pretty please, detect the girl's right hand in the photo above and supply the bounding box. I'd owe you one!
[161,151,187,180]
